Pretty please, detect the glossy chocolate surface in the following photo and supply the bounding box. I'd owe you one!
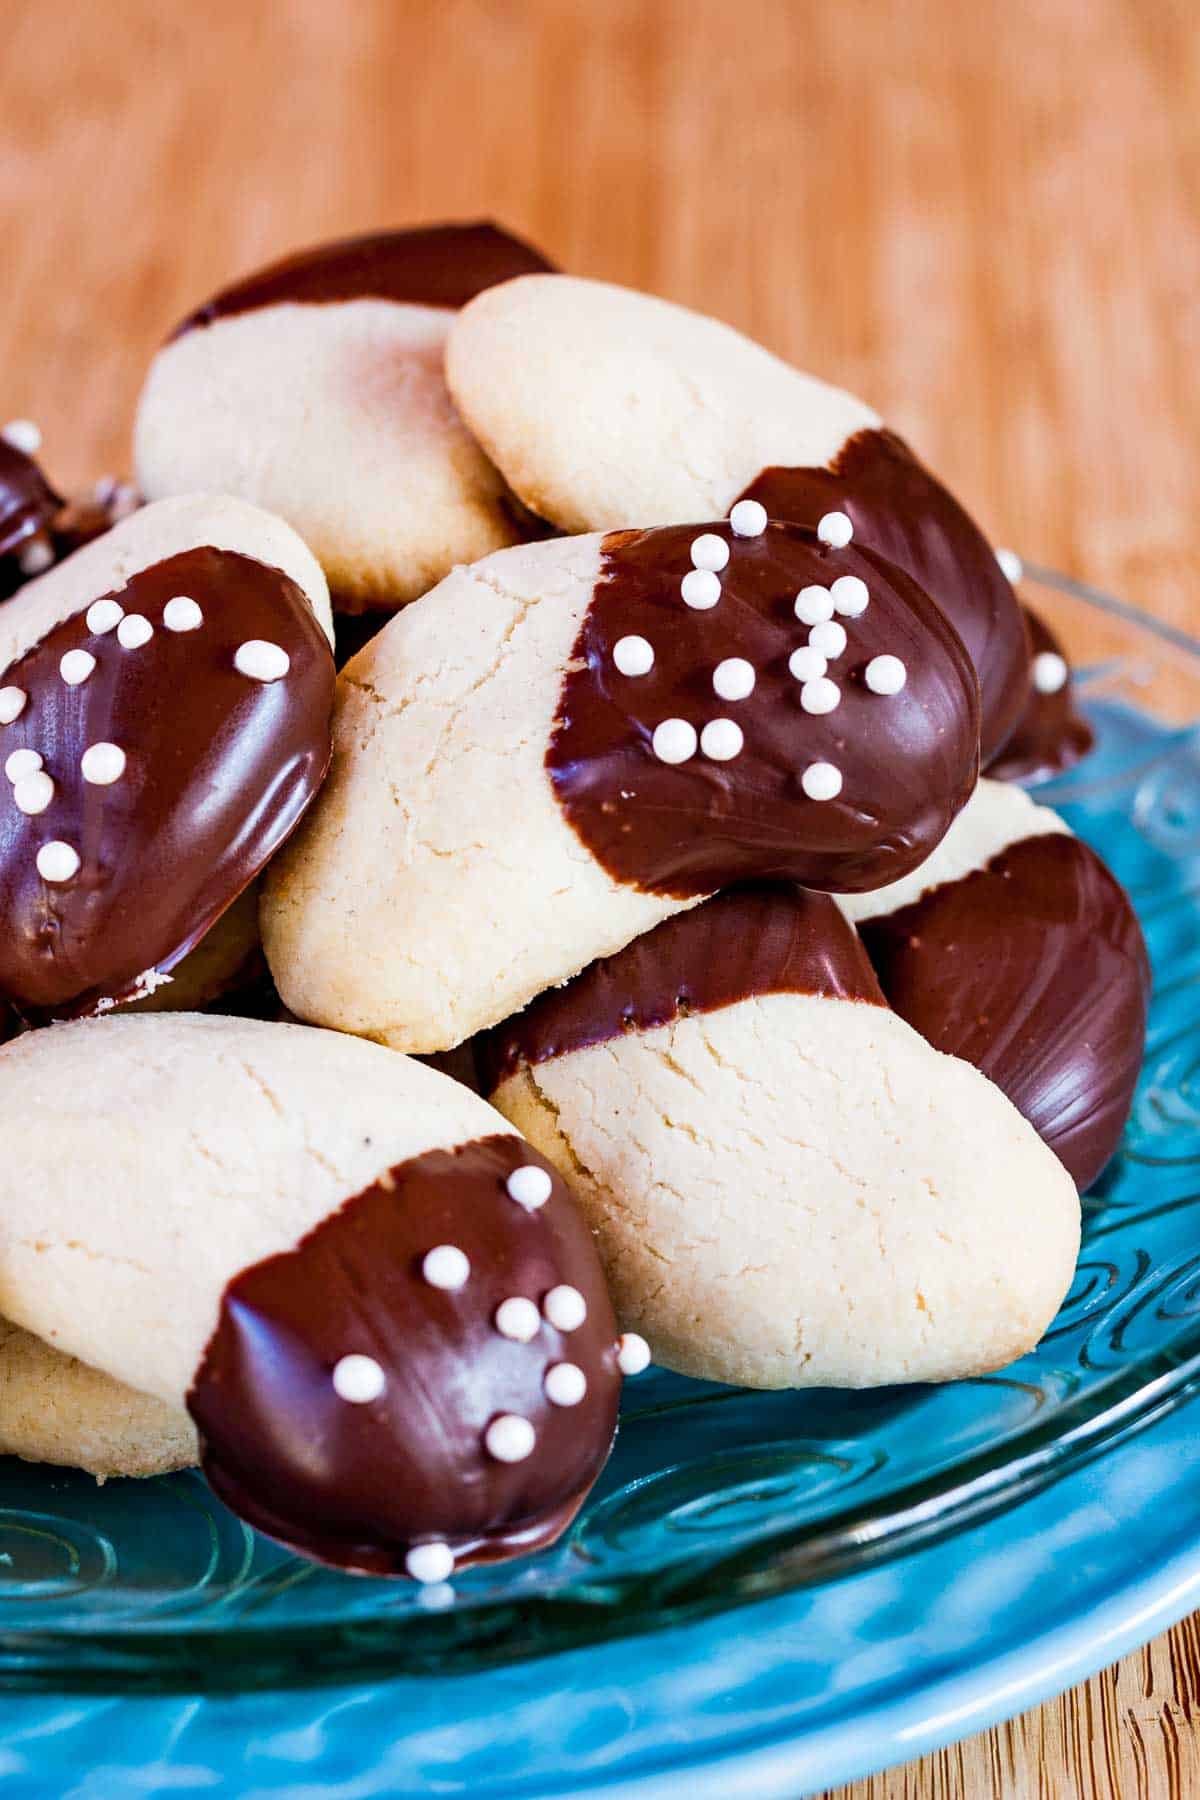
[0,547,334,1016]
[0,440,61,562]
[188,1135,621,1576]
[172,222,553,337]
[988,607,1094,785]
[548,520,980,899]
[739,430,1029,766]
[481,883,884,1087]
[861,832,1149,1190]
[1,476,141,605]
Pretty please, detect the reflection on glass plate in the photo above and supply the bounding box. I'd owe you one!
[2,567,1200,1694]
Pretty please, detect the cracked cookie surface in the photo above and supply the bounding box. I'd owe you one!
[484,889,1079,1388]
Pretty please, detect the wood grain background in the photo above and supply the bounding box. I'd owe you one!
[1,0,1197,1792]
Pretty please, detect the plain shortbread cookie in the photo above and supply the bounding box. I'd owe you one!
[489,990,1080,1389]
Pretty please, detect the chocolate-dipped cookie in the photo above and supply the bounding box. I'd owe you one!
[841,780,1149,1190]
[0,424,143,603]
[987,608,1094,785]
[134,223,554,614]
[0,1013,635,1576]
[481,885,1079,1389]
[446,273,1030,763]
[0,430,62,567]
[0,1317,197,1480]
[0,495,335,1019]
[262,519,979,1052]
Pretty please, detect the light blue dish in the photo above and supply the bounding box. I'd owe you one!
[1,565,1199,1795]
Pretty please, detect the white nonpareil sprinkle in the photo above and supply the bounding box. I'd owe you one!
[406,1541,455,1585]
[830,575,870,618]
[543,1285,588,1332]
[800,677,841,716]
[2,419,41,455]
[18,539,53,577]
[59,649,96,688]
[130,967,173,1000]
[817,510,854,548]
[544,1362,588,1407]
[794,585,834,626]
[81,742,127,786]
[14,771,54,815]
[865,655,908,696]
[1033,651,1069,695]
[5,748,41,783]
[712,657,755,701]
[506,1164,552,1209]
[0,687,27,725]
[416,1581,456,1613]
[652,718,697,765]
[613,634,655,678]
[106,483,140,523]
[87,599,124,635]
[331,1353,386,1404]
[163,595,204,633]
[235,639,290,682]
[788,646,827,684]
[808,619,847,660]
[700,718,744,762]
[36,841,79,883]
[996,547,1024,584]
[690,533,730,573]
[422,1245,470,1291]
[680,568,721,611]
[495,1297,541,1342]
[617,1333,652,1376]
[485,1414,536,1463]
[802,761,844,802]
[95,971,168,1016]
[729,498,768,538]
[117,614,154,650]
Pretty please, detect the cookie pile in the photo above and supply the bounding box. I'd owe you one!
[0,225,1148,1583]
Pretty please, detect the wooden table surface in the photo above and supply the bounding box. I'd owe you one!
[1,0,1197,1792]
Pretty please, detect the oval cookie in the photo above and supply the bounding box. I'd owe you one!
[842,780,1150,1190]
[0,1318,196,1480]
[262,521,979,1051]
[987,607,1094,785]
[0,1014,627,1576]
[0,496,334,1018]
[0,433,61,566]
[135,223,554,613]
[481,885,1079,1388]
[447,273,1029,763]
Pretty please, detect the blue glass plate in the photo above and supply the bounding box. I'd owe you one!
[1,564,1200,1794]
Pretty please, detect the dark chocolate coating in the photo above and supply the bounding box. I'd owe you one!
[51,481,141,559]
[1,477,141,605]
[0,547,334,1017]
[548,521,980,899]
[481,883,884,1088]
[0,440,62,561]
[739,431,1030,766]
[172,222,553,337]
[860,832,1149,1191]
[987,608,1094,785]
[188,1135,621,1576]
